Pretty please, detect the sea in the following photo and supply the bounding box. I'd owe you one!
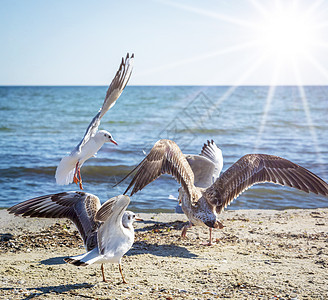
[0,86,327,212]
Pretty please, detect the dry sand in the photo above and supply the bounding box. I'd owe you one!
[0,208,327,299]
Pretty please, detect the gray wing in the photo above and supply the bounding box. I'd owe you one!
[185,155,215,188]
[7,191,101,251]
[95,195,130,255]
[204,154,328,214]
[199,140,223,181]
[76,53,134,152]
[185,140,223,188]
[122,139,196,199]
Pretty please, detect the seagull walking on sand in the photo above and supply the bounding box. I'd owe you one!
[119,139,328,245]
[8,192,141,283]
[55,53,134,189]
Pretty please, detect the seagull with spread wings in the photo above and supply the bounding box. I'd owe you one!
[120,139,328,245]
[8,192,142,283]
[55,53,134,189]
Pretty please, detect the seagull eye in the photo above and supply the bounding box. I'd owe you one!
[133,215,135,218]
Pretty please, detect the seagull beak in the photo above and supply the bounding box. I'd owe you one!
[110,139,118,146]
[135,217,143,221]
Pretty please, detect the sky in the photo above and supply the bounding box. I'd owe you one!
[1,0,328,85]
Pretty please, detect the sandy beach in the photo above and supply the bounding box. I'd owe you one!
[0,208,327,299]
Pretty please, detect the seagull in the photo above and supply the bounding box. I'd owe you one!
[55,53,134,190]
[177,140,223,241]
[8,192,142,283]
[119,139,328,245]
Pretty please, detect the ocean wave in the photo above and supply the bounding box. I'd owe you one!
[0,126,13,132]
[0,164,137,179]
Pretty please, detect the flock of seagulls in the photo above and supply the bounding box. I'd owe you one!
[8,53,328,284]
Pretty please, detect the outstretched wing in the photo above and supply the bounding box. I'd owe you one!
[122,139,196,199]
[204,154,328,214]
[185,140,223,188]
[200,140,223,181]
[95,195,130,255]
[76,53,134,152]
[7,191,102,251]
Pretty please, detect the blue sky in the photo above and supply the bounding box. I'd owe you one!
[1,0,328,85]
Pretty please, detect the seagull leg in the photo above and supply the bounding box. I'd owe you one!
[77,167,83,190]
[119,263,127,284]
[203,222,224,246]
[181,222,192,238]
[101,264,108,283]
[209,228,213,245]
[202,228,213,246]
[73,162,79,185]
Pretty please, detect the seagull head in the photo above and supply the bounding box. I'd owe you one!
[122,211,143,228]
[97,130,118,146]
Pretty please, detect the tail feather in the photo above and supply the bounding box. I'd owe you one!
[64,257,88,266]
[55,156,77,185]
[64,248,101,266]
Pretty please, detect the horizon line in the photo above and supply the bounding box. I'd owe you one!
[0,84,327,87]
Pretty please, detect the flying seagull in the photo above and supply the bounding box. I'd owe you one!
[55,53,134,190]
[120,139,328,245]
[8,192,141,283]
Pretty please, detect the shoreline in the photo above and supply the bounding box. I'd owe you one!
[1,208,327,299]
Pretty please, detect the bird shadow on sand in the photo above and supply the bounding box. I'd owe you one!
[1,283,93,300]
[40,256,67,266]
[126,241,198,259]
[130,220,198,258]
[135,219,186,233]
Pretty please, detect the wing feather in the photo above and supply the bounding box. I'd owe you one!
[204,154,328,214]
[200,140,223,180]
[76,53,134,151]
[95,195,130,255]
[7,191,101,251]
[123,139,195,199]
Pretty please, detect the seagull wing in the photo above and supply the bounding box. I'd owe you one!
[122,139,196,199]
[185,155,215,188]
[98,53,134,119]
[185,140,224,188]
[199,140,223,181]
[95,195,130,255]
[7,191,102,251]
[204,154,328,214]
[76,53,134,152]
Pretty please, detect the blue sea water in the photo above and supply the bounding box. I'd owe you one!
[0,86,327,212]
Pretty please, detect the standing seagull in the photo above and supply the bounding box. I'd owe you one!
[179,140,223,242]
[55,53,134,189]
[120,139,328,245]
[8,192,141,283]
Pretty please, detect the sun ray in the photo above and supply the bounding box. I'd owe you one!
[157,0,259,30]
[209,53,269,114]
[307,0,326,15]
[254,57,281,152]
[247,0,269,17]
[304,52,328,81]
[292,58,326,177]
[136,40,260,79]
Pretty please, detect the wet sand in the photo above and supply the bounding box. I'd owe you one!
[1,208,327,299]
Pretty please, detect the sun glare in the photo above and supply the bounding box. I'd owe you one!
[257,7,319,60]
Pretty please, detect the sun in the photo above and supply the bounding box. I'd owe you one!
[256,5,320,61]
